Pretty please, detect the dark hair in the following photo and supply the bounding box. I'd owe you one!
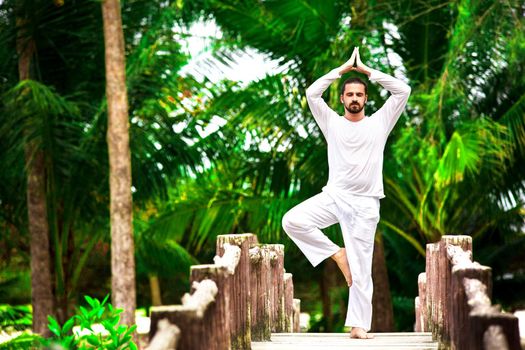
[340,77,368,95]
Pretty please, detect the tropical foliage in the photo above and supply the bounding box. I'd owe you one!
[42,295,137,350]
[0,297,137,350]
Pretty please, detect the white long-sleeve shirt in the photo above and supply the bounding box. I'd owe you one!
[306,68,411,199]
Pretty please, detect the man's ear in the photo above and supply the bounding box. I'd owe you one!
[340,95,344,104]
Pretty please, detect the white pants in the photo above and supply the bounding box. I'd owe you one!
[281,191,379,331]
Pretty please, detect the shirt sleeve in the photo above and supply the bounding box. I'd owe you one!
[368,69,411,134]
[305,68,341,138]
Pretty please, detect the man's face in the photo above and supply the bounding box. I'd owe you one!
[340,83,367,114]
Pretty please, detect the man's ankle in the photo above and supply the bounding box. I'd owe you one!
[331,247,344,259]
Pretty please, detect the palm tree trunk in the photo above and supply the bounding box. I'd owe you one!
[16,18,55,336]
[26,150,55,336]
[101,0,136,326]
[149,275,162,306]
[371,231,394,331]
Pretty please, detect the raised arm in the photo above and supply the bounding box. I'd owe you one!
[354,48,411,133]
[369,69,411,133]
[306,48,358,137]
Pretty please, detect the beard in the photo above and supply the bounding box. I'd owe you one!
[344,102,364,114]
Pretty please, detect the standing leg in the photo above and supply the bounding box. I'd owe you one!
[282,192,340,267]
[338,195,380,337]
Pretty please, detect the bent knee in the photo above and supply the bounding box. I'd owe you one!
[281,211,293,233]
[282,210,309,235]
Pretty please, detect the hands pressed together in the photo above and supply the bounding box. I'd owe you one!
[339,47,371,77]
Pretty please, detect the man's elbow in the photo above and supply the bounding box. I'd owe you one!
[403,84,412,96]
[305,86,318,100]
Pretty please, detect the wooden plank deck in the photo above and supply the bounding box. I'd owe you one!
[252,332,438,350]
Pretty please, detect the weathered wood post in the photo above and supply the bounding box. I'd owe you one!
[146,319,180,350]
[438,235,472,345]
[465,278,521,350]
[146,233,303,349]
[283,272,294,332]
[448,244,481,350]
[415,297,421,333]
[416,273,427,332]
[419,237,521,350]
[483,325,510,350]
[249,245,272,340]
[425,242,439,338]
[264,244,285,332]
[149,279,219,350]
[189,243,240,350]
[216,234,257,349]
[292,299,301,332]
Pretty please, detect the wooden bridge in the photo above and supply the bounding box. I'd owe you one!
[144,234,521,350]
[252,332,437,349]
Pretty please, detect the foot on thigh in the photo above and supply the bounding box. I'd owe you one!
[331,248,353,287]
[350,327,374,339]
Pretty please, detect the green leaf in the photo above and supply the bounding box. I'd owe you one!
[62,335,75,348]
[96,305,105,319]
[79,306,88,318]
[111,331,119,345]
[101,294,110,306]
[84,295,94,307]
[86,334,100,346]
[47,316,61,337]
[62,318,75,335]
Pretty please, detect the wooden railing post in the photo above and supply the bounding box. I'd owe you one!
[415,297,421,333]
[264,244,285,332]
[292,299,301,333]
[477,314,520,350]
[190,263,235,350]
[483,325,510,350]
[425,242,439,339]
[191,243,241,350]
[448,245,484,350]
[146,233,301,349]
[465,278,521,350]
[419,236,521,350]
[146,319,180,350]
[249,245,271,341]
[283,272,294,332]
[216,234,257,349]
[439,235,471,345]
[149,280,218,350]
[415,272,426,332]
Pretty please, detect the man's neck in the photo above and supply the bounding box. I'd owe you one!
[344,112,365,122]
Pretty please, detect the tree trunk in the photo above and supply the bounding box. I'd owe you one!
[17,17,55,337]
[149,275,162,306]
[26,149,55,336]
[371,231,394,331]
[101,0,136,326]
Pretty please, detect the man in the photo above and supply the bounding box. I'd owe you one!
[282,47,411,339]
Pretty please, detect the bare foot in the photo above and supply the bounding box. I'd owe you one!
[350,327,374,339]
[331,248,352,287]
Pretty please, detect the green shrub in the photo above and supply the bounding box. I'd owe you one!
[41,295,137,350]
[0,304,32,332]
